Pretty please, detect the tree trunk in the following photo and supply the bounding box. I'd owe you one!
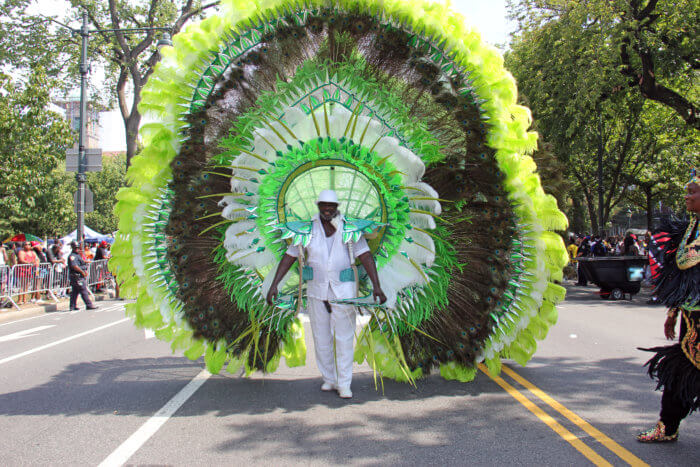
[570,196,587,234]
[645,185,653,230]
[125,112,141,169]
[583,189,599,235]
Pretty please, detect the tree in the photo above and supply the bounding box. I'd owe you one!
[618,0,700,129]
[507,0,699,129]
[0,68,75,239]
[624,105,699,226]
[0,0,220,168]
[505,0,692,234]
[83,152,127,233]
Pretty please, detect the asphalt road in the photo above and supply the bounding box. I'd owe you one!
[0,285,697,466]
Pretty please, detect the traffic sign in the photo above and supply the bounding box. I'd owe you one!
[74,186,94,213]
[66,148,102,172]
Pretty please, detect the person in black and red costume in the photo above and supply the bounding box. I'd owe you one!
[637,167,700,442]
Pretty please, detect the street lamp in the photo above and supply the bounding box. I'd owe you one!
[626,209,633,231]
[71,12,172,246]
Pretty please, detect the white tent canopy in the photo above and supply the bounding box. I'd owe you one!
[60,226,113,243]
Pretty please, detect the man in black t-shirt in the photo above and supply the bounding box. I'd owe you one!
[94,241,110,261]
[67,241,97,311]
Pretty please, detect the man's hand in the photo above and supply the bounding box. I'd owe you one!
[266,285,278,306]
[664,315,677,340]
[82,270,88,278]
[373,287,387,304]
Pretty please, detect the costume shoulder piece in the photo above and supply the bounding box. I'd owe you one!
[650,216,700,309]
[110,0,569,381]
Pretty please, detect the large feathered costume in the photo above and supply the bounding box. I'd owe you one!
[643,212,700,413]
[110,0,568,382]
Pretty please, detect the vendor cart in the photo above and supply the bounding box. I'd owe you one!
[576,256,648,300]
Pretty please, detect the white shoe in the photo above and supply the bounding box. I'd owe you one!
[337,387,352,399]
[36,299,45,304]
[30,298,37,303]
[320,382,337,392]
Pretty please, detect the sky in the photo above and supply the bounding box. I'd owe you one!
[30,0,516,151]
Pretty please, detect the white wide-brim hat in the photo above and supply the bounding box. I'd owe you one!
[317,189,339,204]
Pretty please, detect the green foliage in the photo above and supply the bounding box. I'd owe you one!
[0,68,75,239]
[0,1,221,168]
[84,152,127,234]
[505,0,697,232]
[507,0,699,129]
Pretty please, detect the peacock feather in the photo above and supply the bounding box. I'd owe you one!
[110,0,569,381]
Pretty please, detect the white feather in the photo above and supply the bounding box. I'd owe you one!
[328,105,352,139]
[251,128,286,157]
[220,199,253,220]
[378,254,428,309]
[223,220,257,250]
[403,229,436,267]
[372,138,424,184]
[353,115,384,145]
[407,182,442,215]
[281,107,315,143]
[227,247,276,269]
[409,211,437,230]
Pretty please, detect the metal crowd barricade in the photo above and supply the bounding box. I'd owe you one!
[87,259,113,291]
[10,263,59,304]
[0,265,18,310]
[51,263,71,299]
[0,259,116,312]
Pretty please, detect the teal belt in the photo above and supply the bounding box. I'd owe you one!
[301,267,362,282]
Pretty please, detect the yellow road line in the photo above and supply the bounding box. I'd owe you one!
[501,365,649,467]
[478,364,612,467]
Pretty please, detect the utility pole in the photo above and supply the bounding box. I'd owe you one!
[76,12,89,247]
[597,110,604,236]
[63,11,171,247]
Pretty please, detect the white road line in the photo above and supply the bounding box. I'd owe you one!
[0,318,130,365]
[99,369,212,467]
[0,325,56,343]
[72,304,123,314]
[0,302,124,327]
[0,313,52,328]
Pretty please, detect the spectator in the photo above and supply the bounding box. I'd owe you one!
[17,241,42,304]
[48,244,67,298]
[575,237,591,286]
[31,241,49,300]
[94,241,110,261]
[623,233,640,256]
[31,241,47,263]
[83,243,94,262]
[614,236,624,255]
[591,235,607,256]
[566,236,578,260]
[0,242,6,266]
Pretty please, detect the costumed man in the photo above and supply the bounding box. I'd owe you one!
[637,168,699,442]
[67,241,97,311]
[266,190,387,399]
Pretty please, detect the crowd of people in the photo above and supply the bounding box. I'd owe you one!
[0,239,113,306]
[566,231,651,259]
[564,232,652,287]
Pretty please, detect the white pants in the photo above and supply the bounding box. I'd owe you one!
[307,290,357,390]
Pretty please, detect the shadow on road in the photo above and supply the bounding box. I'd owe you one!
[0,355,697,464]
[561,283,663,310]
[0,356,505,418]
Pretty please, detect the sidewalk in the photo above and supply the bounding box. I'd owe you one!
[0,291,118,324]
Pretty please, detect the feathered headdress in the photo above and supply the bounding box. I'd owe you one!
[110,0,569,382]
